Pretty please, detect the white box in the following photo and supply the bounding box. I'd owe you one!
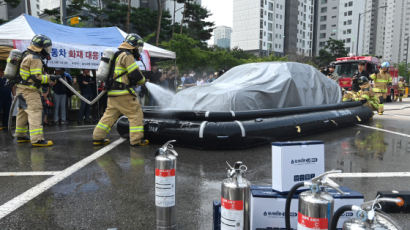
[250,185,364,230]
[272,141,325,192]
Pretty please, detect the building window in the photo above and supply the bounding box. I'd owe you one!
[321,0,327,4]
[321,7,327,13]
[331,15,336,19]
[268,13,273,20]
[260,30,263,39]
[319,41,326,47]
[347,29,352,34]
[332,24,336,27]
[332,6,337,10]
[268,33,273,41]
[320,24,326,30]
[348,1,353,6]
[260,20,264,29]
[268,23,273,31]
[346,38,351,43]
[320,33,326,38]
[269,2,273,11]
[320,16,327,21]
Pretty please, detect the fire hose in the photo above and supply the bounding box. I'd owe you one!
[8,78,106,137]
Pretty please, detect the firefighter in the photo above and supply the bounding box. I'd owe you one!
[93,33,149,147]
[370,62,392,115]
[15,34,56,147]
[357,76,380,112]
[397,78,406,102]
[342,90,358,102]
[327,64,339,82]
[352,62,369,92]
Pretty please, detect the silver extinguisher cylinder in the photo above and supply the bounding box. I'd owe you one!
[221,161,250,230]
[298,190,334,230]
[155,140,178,230]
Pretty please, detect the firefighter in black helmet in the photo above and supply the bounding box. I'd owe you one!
[15,34,57,147]
[357,76,380,112]
[93,33,149,147]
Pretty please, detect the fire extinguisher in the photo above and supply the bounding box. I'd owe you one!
[221,161,250,230]
[285,170,343,230]
[330,196,403,230]
[155,140,178,230]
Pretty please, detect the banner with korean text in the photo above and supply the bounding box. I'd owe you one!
[13,40,151,71]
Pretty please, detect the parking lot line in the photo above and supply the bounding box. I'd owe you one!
[0,138,126,220]
[0,172,60,176]
[357,124,410,138]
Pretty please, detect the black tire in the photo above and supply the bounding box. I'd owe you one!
[386,89,394,102]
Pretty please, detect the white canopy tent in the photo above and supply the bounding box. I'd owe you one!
[0,14,176,67]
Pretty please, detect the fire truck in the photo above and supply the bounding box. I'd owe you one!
[332,56,399,101]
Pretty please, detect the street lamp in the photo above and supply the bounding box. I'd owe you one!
[356,5,387,56]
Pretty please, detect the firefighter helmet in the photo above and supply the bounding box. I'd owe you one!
[124,33,144,48]
[358,76,369,85]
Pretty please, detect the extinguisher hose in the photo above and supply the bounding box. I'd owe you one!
[285,182,305,230]
[330,205,353,230]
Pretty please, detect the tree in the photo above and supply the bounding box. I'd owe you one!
[155,0,165,46]
[398,62,409,82]
[316,38,348,67]
[180,1,214,45]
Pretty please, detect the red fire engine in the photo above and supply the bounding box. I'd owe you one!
[332,56,399,101]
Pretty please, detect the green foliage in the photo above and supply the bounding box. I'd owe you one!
[181,2,214,44]
[316,38,348,67]
[398,62,409,82]
[161,34,288,72]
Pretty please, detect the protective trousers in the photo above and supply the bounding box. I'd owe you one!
[15,87,44,143]
[93,94,144,145]
[375,92,384,114]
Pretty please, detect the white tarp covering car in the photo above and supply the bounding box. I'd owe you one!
[169,62,342,111]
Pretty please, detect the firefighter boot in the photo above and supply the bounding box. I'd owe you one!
[378,104,384,115]
[130,139,149,147]
[17,136,31,143]
[32,140,54,147]
[93,139,110,146]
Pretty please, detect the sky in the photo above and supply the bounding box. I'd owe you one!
[201,0,233,45]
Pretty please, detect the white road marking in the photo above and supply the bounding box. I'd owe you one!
[329,172,410,178]
[46,128,94,135]
[357,124,410,138]
[0,172,60,176]
[0,138,126,220]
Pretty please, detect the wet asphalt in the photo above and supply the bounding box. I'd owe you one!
[0,100,410,229]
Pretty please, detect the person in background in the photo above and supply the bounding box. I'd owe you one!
[0,70,13,131]
[183,71,196,88]
[147,65,161,106]
[397,78,407,102]
[41,86,53,126]
[167,69,177,91]
[352,62,369,92]
[196,75,205,86]
[52,68,72,125]
[207,73,215,83]
[77,69,96,124]
[370,62,392,115]
[159,71,169,89]
[327,64,339,82]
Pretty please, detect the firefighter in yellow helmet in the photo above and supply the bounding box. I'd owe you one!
[397,78,406,102]
[370,62,392,115]
[15,34,57,147]
[357,76,380,112]
[93,33,149,147]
